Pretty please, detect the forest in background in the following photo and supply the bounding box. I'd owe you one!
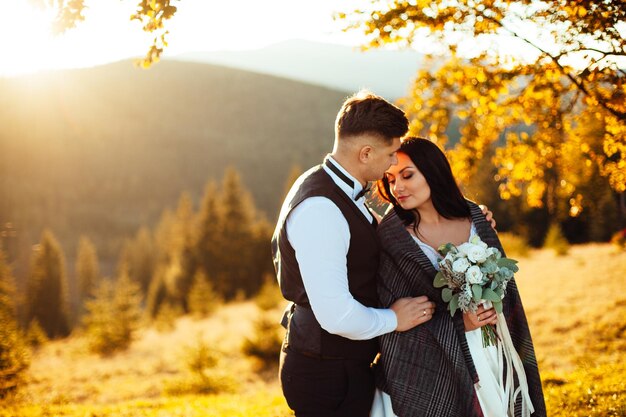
[1,58,624,337]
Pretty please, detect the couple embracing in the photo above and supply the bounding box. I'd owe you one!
[271,91,546,417]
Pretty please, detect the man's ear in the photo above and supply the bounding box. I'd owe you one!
[358,145,373,164]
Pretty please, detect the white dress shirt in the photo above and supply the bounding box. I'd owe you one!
[285,156,397,340]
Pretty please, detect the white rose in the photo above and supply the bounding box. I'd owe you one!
[467,245,488,263]
[486,247,496,258]
[465,265,484,284]
[457,243,473,256]
[452,258,470,273]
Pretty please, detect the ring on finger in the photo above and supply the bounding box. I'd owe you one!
[423,309,427,316]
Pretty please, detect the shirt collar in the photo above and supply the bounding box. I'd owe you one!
[323,155,369,201]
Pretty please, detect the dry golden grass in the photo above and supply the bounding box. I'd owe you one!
[3,301,291,416]
[2,243,624,416]
[514,243,626,373]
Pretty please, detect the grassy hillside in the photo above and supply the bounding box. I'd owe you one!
[0,60,348,275]
[2,244,624,416]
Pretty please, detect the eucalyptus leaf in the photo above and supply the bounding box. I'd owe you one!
[497,258,519,272]
[433,272,447,288]
[472,284,483,302]
[442,287,453,302]
[482,288,500,302]
[449,294,459,317]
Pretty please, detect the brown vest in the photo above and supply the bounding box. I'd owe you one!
[271,164,380,361]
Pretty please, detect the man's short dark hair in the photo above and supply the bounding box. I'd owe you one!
[335,90,408,143]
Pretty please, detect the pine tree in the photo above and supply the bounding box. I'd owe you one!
[173,193,197,311]
[83,264,142,355]
[146,210,176,317]
[195,181,222,294]
[121,228,155,295]
[187,270,222,318]
[26,230,70,338]
[75,236,100,315]
[112,263,143,348]
[249,218,274,293]
[83,279,117,355]
[146,266,168,318]
[218,168,258,299]
[0,249,29,400]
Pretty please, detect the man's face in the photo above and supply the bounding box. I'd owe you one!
[366,136,401,182]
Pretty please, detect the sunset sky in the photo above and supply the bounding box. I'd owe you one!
[0,0,367,76]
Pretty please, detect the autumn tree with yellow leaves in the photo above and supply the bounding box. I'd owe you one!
[339,0,624,231]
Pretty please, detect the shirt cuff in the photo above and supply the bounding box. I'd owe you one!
[379,308,398,334]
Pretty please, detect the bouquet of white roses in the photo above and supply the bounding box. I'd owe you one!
[433,235,519,347]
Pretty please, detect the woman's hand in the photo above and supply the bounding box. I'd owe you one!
[463,304,498,332]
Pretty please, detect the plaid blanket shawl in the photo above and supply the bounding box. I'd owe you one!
[376,201,546,417]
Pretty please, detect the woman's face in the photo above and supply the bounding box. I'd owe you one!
[385,152,431,210]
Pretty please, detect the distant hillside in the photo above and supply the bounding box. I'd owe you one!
[174,40,424,100]
[0,60,348,275]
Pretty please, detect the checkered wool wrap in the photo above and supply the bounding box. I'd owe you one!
[375,201,546,417]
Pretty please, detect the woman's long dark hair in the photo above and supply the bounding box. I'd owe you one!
[376,137,471,230]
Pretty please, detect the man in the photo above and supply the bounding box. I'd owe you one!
[271,91,436,417]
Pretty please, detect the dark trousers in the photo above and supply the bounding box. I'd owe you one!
[279,346,375,417]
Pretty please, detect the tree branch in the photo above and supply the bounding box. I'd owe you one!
[478,11,625,120]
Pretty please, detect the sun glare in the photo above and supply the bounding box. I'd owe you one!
[0,0,148,77]
[0,2,58,76]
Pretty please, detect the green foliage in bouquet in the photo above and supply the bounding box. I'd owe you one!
[434,236,519,347]
[434,241,518,317]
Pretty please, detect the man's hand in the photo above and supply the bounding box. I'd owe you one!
[391,296,435,332]
[479,205,497,230]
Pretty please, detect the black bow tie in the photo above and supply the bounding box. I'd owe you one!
[355,185,371,201]
[324,159,370,201]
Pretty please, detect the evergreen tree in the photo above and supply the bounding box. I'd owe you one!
[173,193,197,311]
[146,267,168,319]
[0,249,29,400]
[26,230,70,338]
[121,227,155,295]
[218,168,258,299]
[187,270,222,318]
[75,236,100,314]
[113,263,143,347]
[249,218,274,293]
[83,264,142,355]
[195,181,222,293]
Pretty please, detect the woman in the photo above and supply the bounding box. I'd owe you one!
[371,137,545,417]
